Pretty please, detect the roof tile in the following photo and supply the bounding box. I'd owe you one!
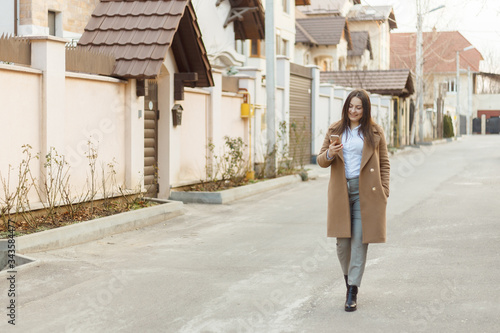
[320,69,414,96]
[151,45,169,59]
[143,1,162,16]
[93,2,112,17]
[295,17,346,45]
[93,30,111,45]
[116,1,136,16]
[100,16,119,31]
[85,16,105,31]
[79,0,212,83]
[106,1,126,17]
[78,30,97,45]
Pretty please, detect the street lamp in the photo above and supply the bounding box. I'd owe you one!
[414,3,445,144]
[456,45,475,136]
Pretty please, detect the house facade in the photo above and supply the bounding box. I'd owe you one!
[346,4,396,70]
[1,0,99,41]
[294,16,351,71]
[391,30,484,137]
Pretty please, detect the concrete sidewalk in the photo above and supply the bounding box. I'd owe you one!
[1,135,499,332]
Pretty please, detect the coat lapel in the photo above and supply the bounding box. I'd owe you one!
[360,127,381,171]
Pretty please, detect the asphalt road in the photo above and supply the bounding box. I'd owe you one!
[1,135,499,333]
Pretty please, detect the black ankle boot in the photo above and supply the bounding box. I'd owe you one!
[345,285,358,312]
[344,275,349,289]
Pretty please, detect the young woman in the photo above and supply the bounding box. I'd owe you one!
[317,89,390,312]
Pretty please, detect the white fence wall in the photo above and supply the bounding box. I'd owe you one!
[312,84,393,156]
[0,37,143,207]
[0,64,42,203]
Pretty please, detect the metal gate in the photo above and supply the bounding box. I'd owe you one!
[144,80,159,197]
[472,118,481,133]
[486,117,500,134]
[289,63,312,167]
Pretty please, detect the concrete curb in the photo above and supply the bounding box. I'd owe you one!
[417,137,457,145]
[0,200,184,254]
[389,137,458,156]
[169,174,303,204]
[0,253,36,274]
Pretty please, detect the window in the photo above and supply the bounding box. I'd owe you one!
[280,39,288,56]
[250,39,265,58]
[48,11,56,36]
[447,78,457,92]
[282,0,289,14]
[48,10,62,37]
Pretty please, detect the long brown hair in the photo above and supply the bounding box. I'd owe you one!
[331,89,375,147]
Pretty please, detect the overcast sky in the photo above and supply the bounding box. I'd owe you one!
[361,0,500,72]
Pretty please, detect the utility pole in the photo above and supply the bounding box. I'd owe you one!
[265,0,276,177]
[413,8,423,145]
[456,46,475,136]
[456,50,460,136]
[412,2,445,145]
[468,66,472,135]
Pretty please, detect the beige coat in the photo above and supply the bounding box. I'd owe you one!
[317,122,390,243]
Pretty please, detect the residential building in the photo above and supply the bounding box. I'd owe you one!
[346,4,397,70]
[0,0,99,41]
[296,0,396,71]
[391,30,483,136]
[294,16,351,70]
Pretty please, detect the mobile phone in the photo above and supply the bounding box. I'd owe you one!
[330,134,340,144]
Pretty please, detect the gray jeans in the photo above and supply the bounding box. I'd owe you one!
[336,177,368,287]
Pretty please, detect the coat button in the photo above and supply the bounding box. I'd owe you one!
[370,168,375,172]
[372,187,376,191]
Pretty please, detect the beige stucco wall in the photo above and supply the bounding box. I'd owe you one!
[171,89,209,186]
[0,61,143,206]
[0,64,42,203]
[170,89,248,187]
[64,75,128,192]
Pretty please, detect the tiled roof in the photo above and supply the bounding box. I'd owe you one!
[295,16,349,46]
[348,31,371,58]
[390,31,483,73]
[320,69,414,96]
[347,5,397,29]
[79,0,213,86]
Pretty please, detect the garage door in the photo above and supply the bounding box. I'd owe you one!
[289,63,312,167]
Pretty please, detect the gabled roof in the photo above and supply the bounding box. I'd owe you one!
[320,69,414,97]
[390,31,483,73]
[79,0,213,86]
[295,16,350,47]
[347,5,397,29]
[348,31,372,58]
[226,0,265,40]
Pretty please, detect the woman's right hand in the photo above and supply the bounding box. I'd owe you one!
[328,140,343,158]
